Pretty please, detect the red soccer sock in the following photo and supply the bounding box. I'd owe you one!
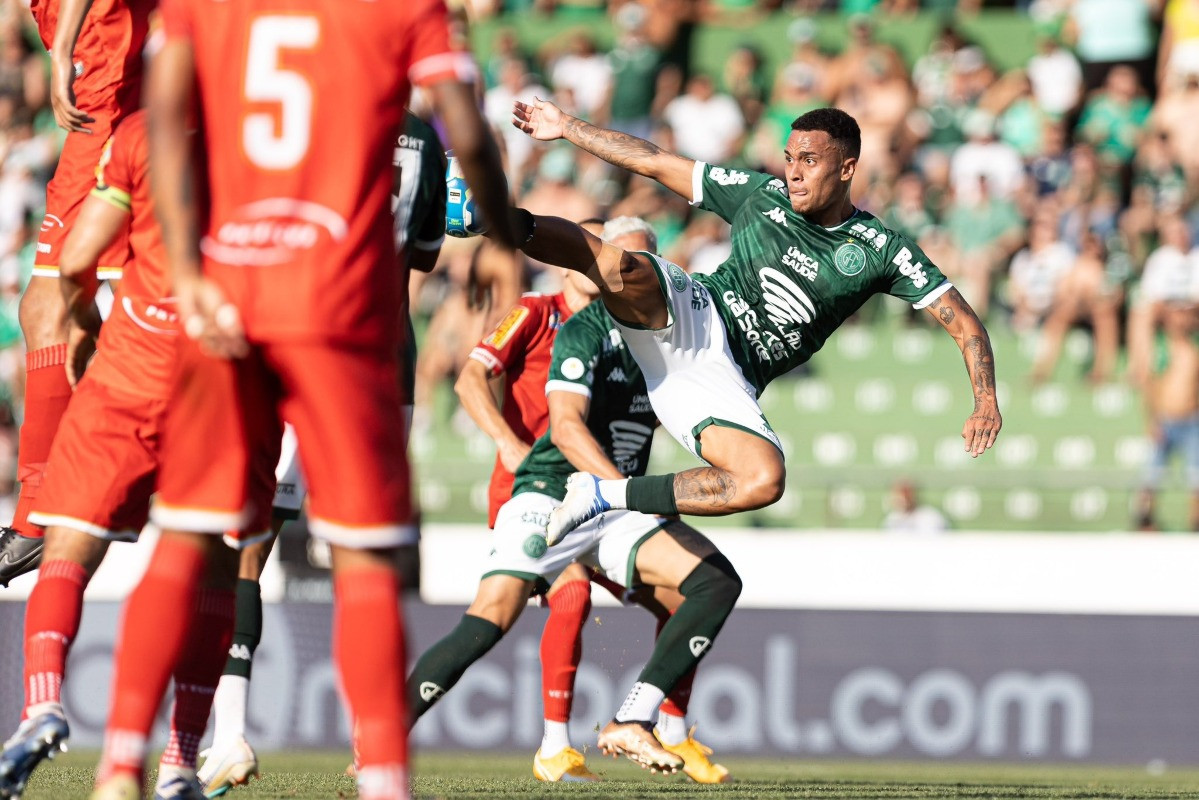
[97,536,207,783]
[333,566,408,794]
[13,345,71,538]
[161,587,235,769]
[656,610,694,718]
[540,579,591,723]
[23,559,88,711]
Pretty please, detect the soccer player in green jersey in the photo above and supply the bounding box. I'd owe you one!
[407,297,742,775]
[505,102,1001,541]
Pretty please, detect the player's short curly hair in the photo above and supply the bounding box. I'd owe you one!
[790,107,861,160]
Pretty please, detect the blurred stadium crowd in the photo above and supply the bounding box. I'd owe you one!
[4,0,1199,528]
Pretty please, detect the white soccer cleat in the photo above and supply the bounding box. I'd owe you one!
[596,720,683,774]
[197,737,259,797]
[546,472,609,545]
[153,767,206,800]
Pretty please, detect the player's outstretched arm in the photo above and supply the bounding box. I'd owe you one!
[430,80,518,250]
[925,288,1001,458]
[512,98,694,200]
[49,0,97,132]
[548,392,624,480]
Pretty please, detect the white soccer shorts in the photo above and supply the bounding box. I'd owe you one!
[484,491,665,592]
[612,254,782,462]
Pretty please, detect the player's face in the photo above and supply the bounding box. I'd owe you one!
[783,130,855,215]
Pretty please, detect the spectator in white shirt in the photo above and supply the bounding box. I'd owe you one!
[950,109,1026,204]
[883,480,949,536]
[663,73,746,165]
[549,32,612,121]
[1008,212,1076,332]
[1027,30,1083,118]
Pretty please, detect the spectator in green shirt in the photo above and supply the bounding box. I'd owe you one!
[1075,65,1153,167]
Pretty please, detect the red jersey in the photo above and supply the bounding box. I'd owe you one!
[469,293,574,527]
[31,0,153,115]
[159,0,475,349]
[86,110,178,398]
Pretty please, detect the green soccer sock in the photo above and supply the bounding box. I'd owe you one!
[407,614,504,722]
[625,473,678,516]
[636,554,741,702]
[223,578,262,679]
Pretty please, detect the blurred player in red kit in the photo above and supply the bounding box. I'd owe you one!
[0,109,278,800]
[89,2,517,799]
[0,0,155,585]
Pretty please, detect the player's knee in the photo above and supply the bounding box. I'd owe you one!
[682,552,742,610]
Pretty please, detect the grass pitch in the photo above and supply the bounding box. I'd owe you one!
[19,751,1199,799]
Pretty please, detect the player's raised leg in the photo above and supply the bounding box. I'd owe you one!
[553,425,784,541]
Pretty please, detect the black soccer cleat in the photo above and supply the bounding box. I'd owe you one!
[0,529,43,588]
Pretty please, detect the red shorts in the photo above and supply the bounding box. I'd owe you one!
[28,378,164,540]
[34,120,131,279]
[152,340,413,549]
[28,372,278,543]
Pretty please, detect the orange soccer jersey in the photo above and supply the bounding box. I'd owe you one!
[161,0,475,348]
[31,0,154,277]
[28,111,278,539]
[152,0,475,543]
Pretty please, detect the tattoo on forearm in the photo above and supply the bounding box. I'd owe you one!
[565,117,664,173]
[965,334,996,399]
[674,468,737,511]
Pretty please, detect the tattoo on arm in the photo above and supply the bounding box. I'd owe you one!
[939,305,955,325]
[674,468,737,512]
[564,117,664,174]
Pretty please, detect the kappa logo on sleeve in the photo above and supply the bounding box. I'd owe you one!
[483,306,530,349]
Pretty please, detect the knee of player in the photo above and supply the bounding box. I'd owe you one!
[685,552,742,607]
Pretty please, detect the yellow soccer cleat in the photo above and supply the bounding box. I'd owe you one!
[657,727,731,784]
[532,746,601,782]
[89,774,142,800]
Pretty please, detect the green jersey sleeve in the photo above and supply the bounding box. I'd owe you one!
[545,312,600,398]
[692,161,776,224]
[880,233,953,308]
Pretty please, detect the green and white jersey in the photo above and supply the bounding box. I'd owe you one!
[690,161,952,394]
[512,301,656,501]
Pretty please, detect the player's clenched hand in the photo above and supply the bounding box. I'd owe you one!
[498,439,532,473]
[65,320,97,389]
[177,275,248,359]
[512,98,566,141]
[50,55,95,134]
[961,401,1001,458]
